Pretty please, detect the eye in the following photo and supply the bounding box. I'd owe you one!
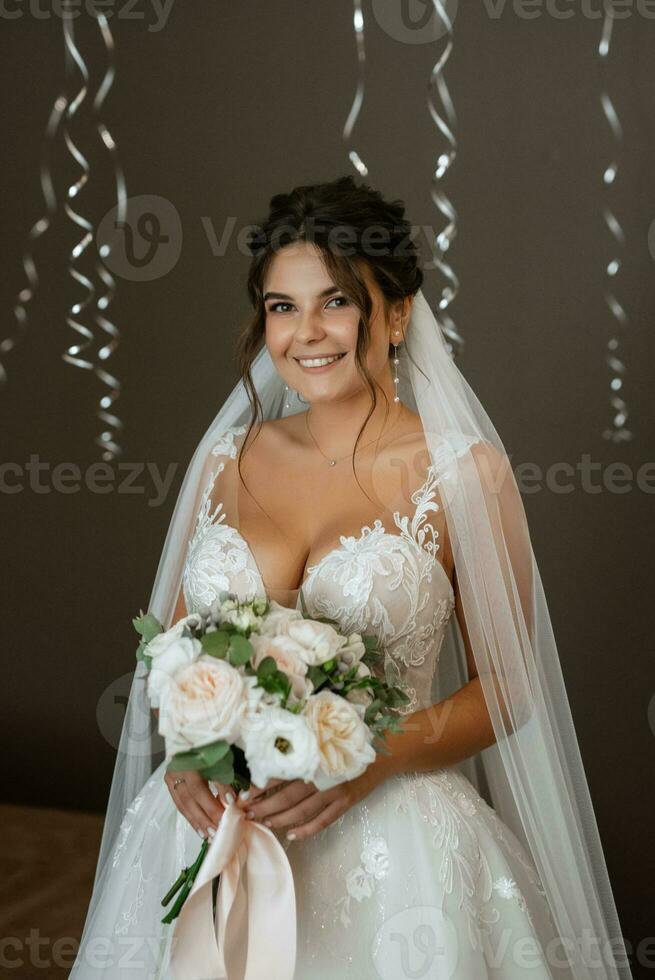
[326,295,350,309]
[267,302,294,314]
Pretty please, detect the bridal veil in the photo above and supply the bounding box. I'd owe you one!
[84,285,632,980]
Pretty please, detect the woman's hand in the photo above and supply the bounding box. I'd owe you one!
[238,758,392,841]
[164,769,228,839]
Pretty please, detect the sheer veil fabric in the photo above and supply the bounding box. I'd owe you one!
[85,289,631,979]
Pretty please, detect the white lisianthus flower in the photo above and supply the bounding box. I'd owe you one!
[233,676,284,753]
[242,706,320,788]
[147,635,202,708]
[259,600,304,638]
[337,633,367,673]
[250,634,313,704]
[284,619,346,667]
[158,655,246,756]
[303,690,376,790]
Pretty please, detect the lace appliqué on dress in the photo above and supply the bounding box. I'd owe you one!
[336,836,390,928]
[182,426,263,613]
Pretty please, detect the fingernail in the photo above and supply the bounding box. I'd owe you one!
[197,828,206,838]
[207,827,216,838]
[225,792,235,805]
[286,831,296,841]
[239,790,250,801]
[264,819,272,828]
[246,810,255,819]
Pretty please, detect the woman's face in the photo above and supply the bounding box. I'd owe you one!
[263,241,400,406]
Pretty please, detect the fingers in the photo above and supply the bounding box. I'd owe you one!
[283,799,344,841]
[243,781,315,823]
[243,777,286,802]
[253,791,327,832]
[165,770,224,838]
[211,781,238,808]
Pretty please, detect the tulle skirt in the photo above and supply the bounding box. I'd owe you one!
[70,761,570,979]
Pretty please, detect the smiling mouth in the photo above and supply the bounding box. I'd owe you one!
[294,353,346,368]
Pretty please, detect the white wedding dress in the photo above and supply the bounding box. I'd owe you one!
[72,425,568,979]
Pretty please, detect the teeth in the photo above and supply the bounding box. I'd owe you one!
[297,353,344,368]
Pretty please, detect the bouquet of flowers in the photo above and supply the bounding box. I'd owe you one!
[133,592,408,922]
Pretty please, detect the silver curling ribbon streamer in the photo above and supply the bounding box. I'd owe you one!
[343,0,368,177]
[62,12,95,378]
[92,13,126,462]
[427,0,462,359]
[1,93,67,386]
[597,5,632,442]
[62,10,125,460]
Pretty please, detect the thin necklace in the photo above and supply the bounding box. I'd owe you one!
[305,408,401,467]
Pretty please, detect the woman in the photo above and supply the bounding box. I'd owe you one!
[71,177,631,979]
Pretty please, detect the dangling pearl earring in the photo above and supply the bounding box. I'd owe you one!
[284,385,292,411]
[392,329,401,404]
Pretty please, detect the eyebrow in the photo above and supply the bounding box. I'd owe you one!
[262,286,341,303]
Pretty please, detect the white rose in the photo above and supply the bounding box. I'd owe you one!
[242,705,320,787]
[337,633,367,672]
[250,634,312,704]
[259,600,304,638]
[158,655,246,756]
[146,613,203,659]
[227,608,264,633]
[147,635,202,708]
[303,690,376,790]
[284,619,346,666]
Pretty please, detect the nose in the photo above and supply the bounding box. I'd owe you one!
[294,307,326,346]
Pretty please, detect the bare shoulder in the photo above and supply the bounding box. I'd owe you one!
[240,413,307,463]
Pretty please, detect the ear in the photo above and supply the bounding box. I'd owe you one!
[389,296,413,344]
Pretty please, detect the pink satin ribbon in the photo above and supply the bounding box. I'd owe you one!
[169,802,296,980]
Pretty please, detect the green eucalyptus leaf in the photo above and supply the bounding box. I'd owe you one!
[167,739,231,774]
[228,634,253,666]
[201,631,229,659]
[134,612,163,644]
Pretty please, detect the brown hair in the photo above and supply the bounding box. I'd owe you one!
[237,174,424,481]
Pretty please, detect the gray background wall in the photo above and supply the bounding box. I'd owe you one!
[1,1,652,967]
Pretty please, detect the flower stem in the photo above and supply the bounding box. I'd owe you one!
[160,838,209,924]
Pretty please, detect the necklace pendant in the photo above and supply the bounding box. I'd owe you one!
[329,459,336,467]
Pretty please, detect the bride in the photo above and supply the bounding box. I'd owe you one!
[71,176,632,979]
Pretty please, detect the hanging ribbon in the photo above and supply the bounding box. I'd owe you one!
[92,13,126,461]
[343,0,368,177]
[62,11,126,461]
[427,1,462,359]
[597,6,632,442]
[1,93,66,387]
[169,801,296,980]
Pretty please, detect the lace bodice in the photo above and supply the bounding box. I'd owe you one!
[182,425,461,714]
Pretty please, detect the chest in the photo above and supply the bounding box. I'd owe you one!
[232,459,450,597]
